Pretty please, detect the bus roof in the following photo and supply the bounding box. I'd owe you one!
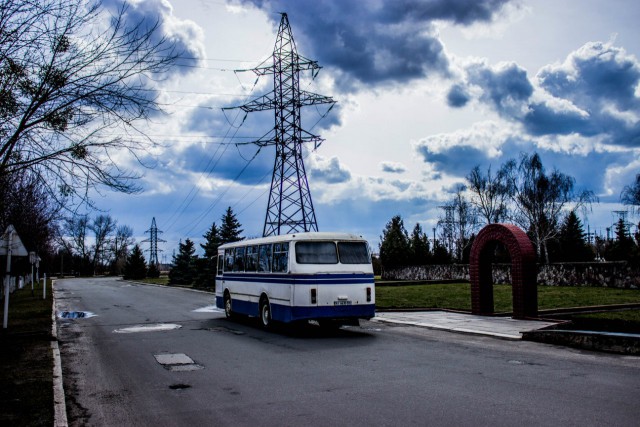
[218,231,367,250]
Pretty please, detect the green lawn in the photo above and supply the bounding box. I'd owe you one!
[0,280,54,426]
[375,283,640,313]
[141,276,169,285]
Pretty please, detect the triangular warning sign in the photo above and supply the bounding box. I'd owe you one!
[0,225,29,257]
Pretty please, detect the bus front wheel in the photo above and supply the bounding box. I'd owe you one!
[259,296,271,329]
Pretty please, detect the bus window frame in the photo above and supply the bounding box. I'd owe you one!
[258,244,272,273]
[272,242,289,273]
[233,246,245,272]
[245,245,259,272]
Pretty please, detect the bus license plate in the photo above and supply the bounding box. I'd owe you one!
[334,300,352,306]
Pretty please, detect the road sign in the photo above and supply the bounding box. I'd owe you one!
[0,225,28,257]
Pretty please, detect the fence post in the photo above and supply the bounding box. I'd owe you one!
[43,274,47,300]
[2,276,8,329]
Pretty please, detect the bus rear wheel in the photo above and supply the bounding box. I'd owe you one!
[224,291,232,319]
[259,296,271,329]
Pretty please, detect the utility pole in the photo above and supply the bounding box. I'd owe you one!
[226,13,336,236]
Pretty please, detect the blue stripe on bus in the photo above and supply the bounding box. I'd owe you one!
[215,296,375,322]
[218,273,374,285]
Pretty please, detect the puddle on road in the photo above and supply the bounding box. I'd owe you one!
[57,311,96,319]
[169,383,191,390]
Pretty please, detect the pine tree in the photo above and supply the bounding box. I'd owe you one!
[604,218,636,262]
[220,207,244,245]
[194,221,222,288]
[168,239,197,285]
[556,211,594,262]
[123,245,147,280]
[147,263,160,278]
[379,215,410,271]
[431,240,452,264]
[409,223,430,265]
[201,222,222,258]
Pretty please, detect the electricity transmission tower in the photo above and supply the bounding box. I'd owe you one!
[227,13,335,236]
[142,217,165,266]
[438,205,455,257]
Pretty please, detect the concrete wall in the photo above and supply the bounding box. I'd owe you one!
[383,262,640,289]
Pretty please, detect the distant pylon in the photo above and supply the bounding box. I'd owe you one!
[142,217,165,266]
[225,13,336,237]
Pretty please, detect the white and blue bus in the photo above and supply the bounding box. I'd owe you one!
[215,232,375,328]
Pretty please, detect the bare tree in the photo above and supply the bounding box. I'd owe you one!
[0,0,184,207]
[506,153,595,263]
[440,185,478,262]
[110,224,134,273]
[0,168,60,254]
[89,214,116,273]
[621,173,640,213]
[62,214,89,261]
[466,163,512,224]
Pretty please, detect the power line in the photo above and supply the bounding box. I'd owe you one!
[181,145,263,237]
[161,75,263,233]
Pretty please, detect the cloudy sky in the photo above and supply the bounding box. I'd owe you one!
[90,0,640,259]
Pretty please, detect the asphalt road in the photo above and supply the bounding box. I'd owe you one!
[55,277,640,427]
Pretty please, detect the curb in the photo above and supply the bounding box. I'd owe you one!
[522,328,640,355]
[51,280,68,427]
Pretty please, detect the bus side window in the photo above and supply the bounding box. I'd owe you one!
[224,249,234,272]
[246,246,258,272]
[258,244,272,272]
[272,243,289,273]
[234,247,245,272]
[217,254,224,275]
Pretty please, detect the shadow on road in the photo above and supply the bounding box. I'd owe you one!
[198,316,377,341]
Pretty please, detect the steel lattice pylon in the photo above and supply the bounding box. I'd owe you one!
[229,13,335,236]
[142,217,165,266]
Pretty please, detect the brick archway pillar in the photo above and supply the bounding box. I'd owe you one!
[469,223,538,319]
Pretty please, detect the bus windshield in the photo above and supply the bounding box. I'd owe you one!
[337,242,369,264]
[296,242,338,264]
[295,241,370,265]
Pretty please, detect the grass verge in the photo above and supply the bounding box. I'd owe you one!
[375,282,640,332]
[0,280,54,427]
[375,283,640,311]
[140,276,169,285]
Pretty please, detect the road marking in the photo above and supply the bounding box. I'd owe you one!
[113,323,181,333]
[193,305,223,313]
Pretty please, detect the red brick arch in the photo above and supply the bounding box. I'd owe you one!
[469,223,538,319]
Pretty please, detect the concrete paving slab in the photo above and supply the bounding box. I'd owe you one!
[372,311,558,340]
[154,353,194,365]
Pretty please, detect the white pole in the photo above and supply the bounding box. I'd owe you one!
[3,229,13,329]
[43,274,47,300]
